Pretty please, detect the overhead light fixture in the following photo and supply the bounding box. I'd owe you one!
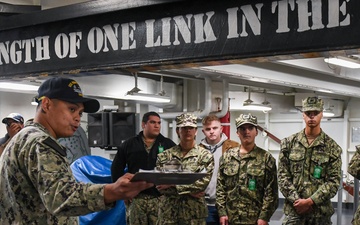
[243,102,272,111]
[323,101,335,117]
[125,92,170,103]
[242,87,272,112]
[317,89,333,94]
[0,82,39,91]
[324,56,360,69]
[323,108,335,117]
[125,73,171,103]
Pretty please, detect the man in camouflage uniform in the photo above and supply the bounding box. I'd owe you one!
[156,113,214,225]
[347,145,360,225]
[216,113,278,225]
[0,77,152,225]
[278,97,342,225]
[199,114,239,225]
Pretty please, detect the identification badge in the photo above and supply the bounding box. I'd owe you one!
[249,179,256,190]
[158,146,164,153]
[313,165,322,179]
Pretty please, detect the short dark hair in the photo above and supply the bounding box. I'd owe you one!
[142,111,160,123]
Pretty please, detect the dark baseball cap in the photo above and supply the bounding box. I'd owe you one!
[37,77,100,113]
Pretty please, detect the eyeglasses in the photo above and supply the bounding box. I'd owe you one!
[304,111,321,117]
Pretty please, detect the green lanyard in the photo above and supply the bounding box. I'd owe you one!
[313,165,322,179]
[248,178,256,190]
[158,145,164,153]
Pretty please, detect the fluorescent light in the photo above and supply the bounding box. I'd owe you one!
[323,111,335,117]
[239,88,272,112]
[324,56,360,69]
[125,72,171,103]
[0,82,39,91]
[125,92,170,103]
[317,89,333,93]
[323,108,335,117]
[242,102,272,111]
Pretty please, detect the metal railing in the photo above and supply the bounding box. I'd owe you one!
[337,174,343,225]
[354,178,359,215]
[339,171,359,225]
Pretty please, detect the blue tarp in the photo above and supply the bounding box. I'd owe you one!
[70,155,126,225]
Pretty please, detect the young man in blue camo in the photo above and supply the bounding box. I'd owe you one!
[216,113,278,225]
[346,144,360,225]
[156,113,214,225]
[0,77,153,225]
[278,96,342,225]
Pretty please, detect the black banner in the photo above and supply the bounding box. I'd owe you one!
[0,0,358,76]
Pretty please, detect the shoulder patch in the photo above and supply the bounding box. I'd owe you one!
[43,137,67,157]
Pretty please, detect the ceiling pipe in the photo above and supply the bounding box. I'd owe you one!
[160,77,229,121]
[197,76,212,118]
[213,79,229,118]
[160,77,212,119]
